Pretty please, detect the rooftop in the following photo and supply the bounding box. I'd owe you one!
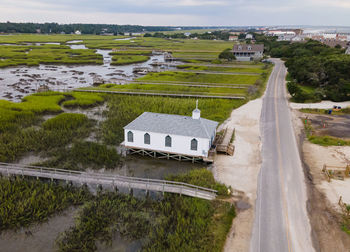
[233,44,264,53]
[124,112,218,139]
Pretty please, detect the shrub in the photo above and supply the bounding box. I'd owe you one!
[43,113,89,131]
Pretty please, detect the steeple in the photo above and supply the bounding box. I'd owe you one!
[192,100,201,119]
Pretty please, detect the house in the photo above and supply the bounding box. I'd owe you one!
[245,34,253,40]
[75,30,81,35]
[233,44,264,61]
[229,35,238,41]
[123,104,218,159]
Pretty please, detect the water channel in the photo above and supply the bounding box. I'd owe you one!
[0,40,176,101]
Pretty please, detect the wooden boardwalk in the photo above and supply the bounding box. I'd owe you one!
[74,89,246,100]
[132,80,250,87]
[175,70,260,76]
[0,162,217,200]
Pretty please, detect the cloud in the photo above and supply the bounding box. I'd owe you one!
[0,0,349,26]
[311,0,350,8]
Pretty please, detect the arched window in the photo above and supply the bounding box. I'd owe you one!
[191,138,198,151]
[165,135,172,147]
[127,131,133,142]
[144,133,150,145]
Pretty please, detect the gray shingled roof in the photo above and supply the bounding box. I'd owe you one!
[124,112,218,139]
[233,44,264,53]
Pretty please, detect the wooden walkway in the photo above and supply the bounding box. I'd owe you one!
[132,80,250,87]
[74,89,246,100]
[129,81,248,89]
[175,70,260,76]
[215,128,235,156]
[0,162,217,200]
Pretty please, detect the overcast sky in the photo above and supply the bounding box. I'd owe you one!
[0,0,349,26]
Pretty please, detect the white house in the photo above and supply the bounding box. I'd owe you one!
[75,30,81,35]
[123,106,218,158]
[233,44,264,61]
[245,34,253,40]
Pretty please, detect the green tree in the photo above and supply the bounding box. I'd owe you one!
[219,48,236,61]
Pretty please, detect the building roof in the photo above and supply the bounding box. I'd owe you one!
[124,112,218,139]
[233,44,264,53]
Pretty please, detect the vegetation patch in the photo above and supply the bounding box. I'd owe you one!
[56,169,235,252]
[0,45,103,68]
[62,92,105,108]
[110,55,150,65]
[89,83,247,97]
[177,64,265,73]
[0,177,91,231]
[109,50,152,55]
[37,141,120,171]
[166,169,231,196]
[138,71,260,84]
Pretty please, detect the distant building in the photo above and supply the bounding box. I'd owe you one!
[229,35,238,41]
[346,47,350,55]
[123,105,218,159]
[291,35,305,42]
[245,34,253,40]
[184,32,192,37]
[233,44,264,61]
[322,39,348,48]
[75,30,81,35]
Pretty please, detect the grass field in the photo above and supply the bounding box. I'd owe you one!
[88,83,247,97]
[0,45,102,68]
[177,64,265,73]
[109,50,152,55]
[138,71,260,84]
[110,55,150,65]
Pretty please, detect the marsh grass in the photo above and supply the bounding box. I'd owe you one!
[56,169,235,252]
[177,64,265,73]
[92,83,247,96]
[110,55,150,65]
[0,45,103,68]
[109,50,152,55]
[0,176,91,231]
[62,92,105,108]
[138,71,260,84]
[37,141,120,171]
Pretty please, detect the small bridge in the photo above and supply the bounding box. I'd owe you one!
[0,163,217,200]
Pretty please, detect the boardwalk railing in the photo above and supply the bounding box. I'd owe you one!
[0,162,217,200]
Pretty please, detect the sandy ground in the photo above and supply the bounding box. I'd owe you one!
[304,142,350,207]
[291,109,350,251]
[290,100,350,110]
[213,98,262,252]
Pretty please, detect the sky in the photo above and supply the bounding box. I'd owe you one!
[0,0,350,26]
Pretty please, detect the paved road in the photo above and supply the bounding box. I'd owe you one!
[250,59,315,252]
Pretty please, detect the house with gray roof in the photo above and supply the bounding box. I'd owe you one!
[233,44,264,61]
[123,103,218,158]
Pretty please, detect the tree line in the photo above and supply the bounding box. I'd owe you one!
[0,22,206,35]
[255,33,350,102]
[144,31,232,40]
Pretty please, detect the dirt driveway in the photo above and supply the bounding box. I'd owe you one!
[305,114,350,138]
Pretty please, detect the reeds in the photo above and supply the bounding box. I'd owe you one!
[0,176,91,231]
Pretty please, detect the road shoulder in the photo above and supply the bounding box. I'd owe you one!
[213,98,262,252]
